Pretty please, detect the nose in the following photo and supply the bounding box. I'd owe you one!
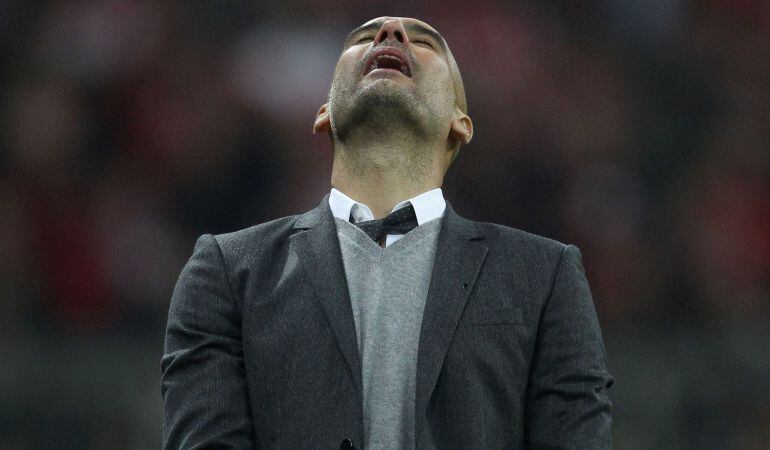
[374,19,409,45]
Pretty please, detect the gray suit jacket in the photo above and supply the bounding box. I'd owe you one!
[161,193,614,449]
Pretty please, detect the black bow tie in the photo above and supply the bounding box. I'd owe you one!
[349,203,419,244]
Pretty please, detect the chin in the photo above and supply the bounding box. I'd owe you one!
[331,92,423,141]
[356,80,416,109]
[361,82,416,107]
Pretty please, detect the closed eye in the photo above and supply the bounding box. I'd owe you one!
[356,36,373,44]
[413,39,435,49]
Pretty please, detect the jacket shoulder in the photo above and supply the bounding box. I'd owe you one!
[473,220,572,271]
[477,221,568,252]
[209,214,301,259]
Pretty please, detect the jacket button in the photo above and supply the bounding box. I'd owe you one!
[340,438,355,449]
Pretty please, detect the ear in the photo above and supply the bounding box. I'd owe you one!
[449,108,473,144]
[313,102,331,134]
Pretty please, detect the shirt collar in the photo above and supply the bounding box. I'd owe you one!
[329,187,446,225]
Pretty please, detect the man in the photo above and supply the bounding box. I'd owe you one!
[161,16,614,449]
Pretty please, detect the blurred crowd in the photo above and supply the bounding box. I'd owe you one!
[0,0,768,448]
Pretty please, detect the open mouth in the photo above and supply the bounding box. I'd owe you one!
[363,48,412,78]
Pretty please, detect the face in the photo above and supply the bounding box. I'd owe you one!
[316,17,471,147]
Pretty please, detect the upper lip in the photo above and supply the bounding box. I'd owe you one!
[363,47,412,78]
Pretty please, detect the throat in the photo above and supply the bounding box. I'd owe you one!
[332,143,438,197]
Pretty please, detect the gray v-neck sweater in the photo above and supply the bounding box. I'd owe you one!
[334,216,443,450]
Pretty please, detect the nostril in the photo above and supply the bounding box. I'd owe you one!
[375,29,386,44]
[394,30,404,43]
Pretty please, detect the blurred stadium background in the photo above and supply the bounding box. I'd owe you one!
[1,0,768,448]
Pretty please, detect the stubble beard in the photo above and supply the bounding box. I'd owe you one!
[328,73,447,183]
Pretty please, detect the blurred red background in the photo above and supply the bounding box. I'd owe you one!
[0,0,768,448]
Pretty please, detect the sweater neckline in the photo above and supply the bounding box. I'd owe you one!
[334,216,442,259]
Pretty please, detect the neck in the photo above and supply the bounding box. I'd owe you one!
[330,138,448,219]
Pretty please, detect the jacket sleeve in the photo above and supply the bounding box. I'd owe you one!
[161,234,255,449]
[525,244,614,449]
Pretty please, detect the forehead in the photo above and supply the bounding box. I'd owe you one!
[358,16,440,34]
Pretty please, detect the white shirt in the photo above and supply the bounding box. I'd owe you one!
[328,187,446,247]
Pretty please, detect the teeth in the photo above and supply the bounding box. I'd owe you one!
[369,54,408,75]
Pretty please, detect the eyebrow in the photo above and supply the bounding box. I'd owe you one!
[345,21,448,54]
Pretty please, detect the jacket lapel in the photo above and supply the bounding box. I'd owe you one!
[415,200,489,422]
[290,193,363,395]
